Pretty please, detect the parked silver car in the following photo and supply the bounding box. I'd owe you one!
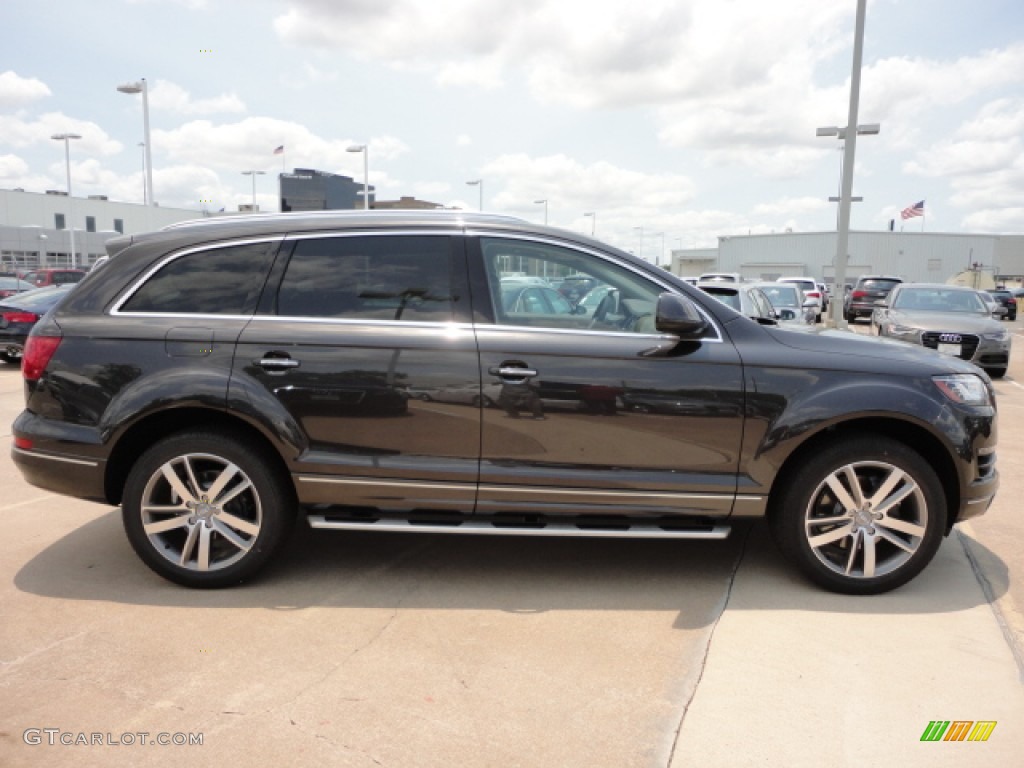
[872,283,1011,378]
[756,282,816,326]
[697,281,776,323]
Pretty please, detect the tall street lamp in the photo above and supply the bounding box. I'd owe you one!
[534,199,548,225]
[633,226,644,259]
[51,132,81,267]
[117,78,153,206]
[346,144,369,210]
[466,179,483,211]
[816,0,873,328]
[654,231,665,267]
[137,142,147,205]
[583,211,596,236]
[241,170,265,210]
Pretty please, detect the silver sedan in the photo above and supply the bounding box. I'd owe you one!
[872,283,1011,378]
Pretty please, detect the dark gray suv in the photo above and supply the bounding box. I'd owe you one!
[11,212,998,593]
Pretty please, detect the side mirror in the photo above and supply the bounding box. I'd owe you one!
[655,292,707,337]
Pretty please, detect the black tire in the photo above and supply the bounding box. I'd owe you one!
[769,435,946,594]
[845,312,856,323]
[987,367,1007,379]
[122,430,296,588]
[0,352,19,364]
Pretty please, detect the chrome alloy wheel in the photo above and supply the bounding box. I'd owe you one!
[803,460,928,579]
[139,453,263,572]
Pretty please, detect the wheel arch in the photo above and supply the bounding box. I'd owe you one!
[104,407,295,506]
[766,417,960,532]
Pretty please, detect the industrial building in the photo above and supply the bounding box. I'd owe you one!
[670,230,1024,288]
[0,188,214,272]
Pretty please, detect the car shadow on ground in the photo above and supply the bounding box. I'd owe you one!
[14,510,1008,625]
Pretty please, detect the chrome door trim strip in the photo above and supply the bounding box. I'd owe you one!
[13,448,99,467]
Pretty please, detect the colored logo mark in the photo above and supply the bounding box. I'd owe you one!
[920,720,996,742]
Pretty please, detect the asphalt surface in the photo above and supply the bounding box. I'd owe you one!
[1,321,1022,767]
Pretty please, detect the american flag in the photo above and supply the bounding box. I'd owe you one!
[901,200,925,220]
[273,145,284,155]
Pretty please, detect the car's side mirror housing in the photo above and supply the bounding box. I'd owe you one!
[655,292,707,337]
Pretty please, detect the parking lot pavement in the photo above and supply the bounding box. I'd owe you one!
[2,327,1024,768]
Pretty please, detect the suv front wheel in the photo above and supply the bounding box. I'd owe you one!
[122,431,296,588]
[770,436,946,594]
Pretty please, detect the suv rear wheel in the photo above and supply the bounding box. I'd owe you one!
[770,436,945,594]
[122,431,296,588]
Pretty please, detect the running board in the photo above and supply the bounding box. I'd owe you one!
[306,516,731,539]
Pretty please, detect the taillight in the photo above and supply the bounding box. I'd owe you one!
[22,335,62,382]
[2,311,39,324]
[1008,298,1017,306]
[807,291,821,298]
[851,290,867,299]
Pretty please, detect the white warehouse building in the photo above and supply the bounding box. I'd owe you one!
[0,188,226,273]
[671,230,1024,288]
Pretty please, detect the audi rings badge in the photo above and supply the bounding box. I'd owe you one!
[939,333,963,344]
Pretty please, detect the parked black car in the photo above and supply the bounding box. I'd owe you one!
[845,275,903,322]
[12,212,998,594]
[0,284,76,364]
[989,289,1017,321]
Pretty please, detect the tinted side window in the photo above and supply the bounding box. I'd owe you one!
[120,242,276,315]
[275,235,454,321]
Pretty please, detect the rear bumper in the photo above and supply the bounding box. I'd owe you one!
[11,410,108,504]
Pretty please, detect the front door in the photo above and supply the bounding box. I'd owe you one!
[471,235,744,519]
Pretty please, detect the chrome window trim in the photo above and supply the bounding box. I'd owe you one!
[469,230,723,343]
[110,235,286,316]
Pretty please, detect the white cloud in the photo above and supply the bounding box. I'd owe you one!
[149,80,246,115]
[0,71,51,109]
[153,117,408,177]
[752,197,830,218]
[456,134,472,147]
[0,112,122,156]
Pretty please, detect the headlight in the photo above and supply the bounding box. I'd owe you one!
[982,330,1009,341]
[887,323,919,338]
[933,374,991,406]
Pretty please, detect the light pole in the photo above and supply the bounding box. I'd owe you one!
[51,132,81,267]
[654,231,665,267]
[817,0,874,328]
[137,142,147,205]
[534,199,548,225]
[583,211,596,236]
[346,144,369,209]
[466,179,483,211]
[241,170,265,210]
[633,226,644,259]
[117,79,153,206]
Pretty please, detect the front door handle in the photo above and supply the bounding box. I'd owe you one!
[257,357,300,371]
[489,366,538,379]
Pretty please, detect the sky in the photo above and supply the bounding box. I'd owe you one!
[1,0,1023,258]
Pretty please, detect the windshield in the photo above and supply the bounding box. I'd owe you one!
[891,288,986,314]
[760,285,800,308]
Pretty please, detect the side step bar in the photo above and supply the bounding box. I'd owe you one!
[307,516,731,540]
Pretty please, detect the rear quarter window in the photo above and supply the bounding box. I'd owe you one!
[119,241,277,315]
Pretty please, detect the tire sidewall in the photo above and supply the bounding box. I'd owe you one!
[122,431,294,588]
[771,437,947,595]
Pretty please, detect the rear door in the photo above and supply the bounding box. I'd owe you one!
[231,231,482,514]
[470,234,746,520]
